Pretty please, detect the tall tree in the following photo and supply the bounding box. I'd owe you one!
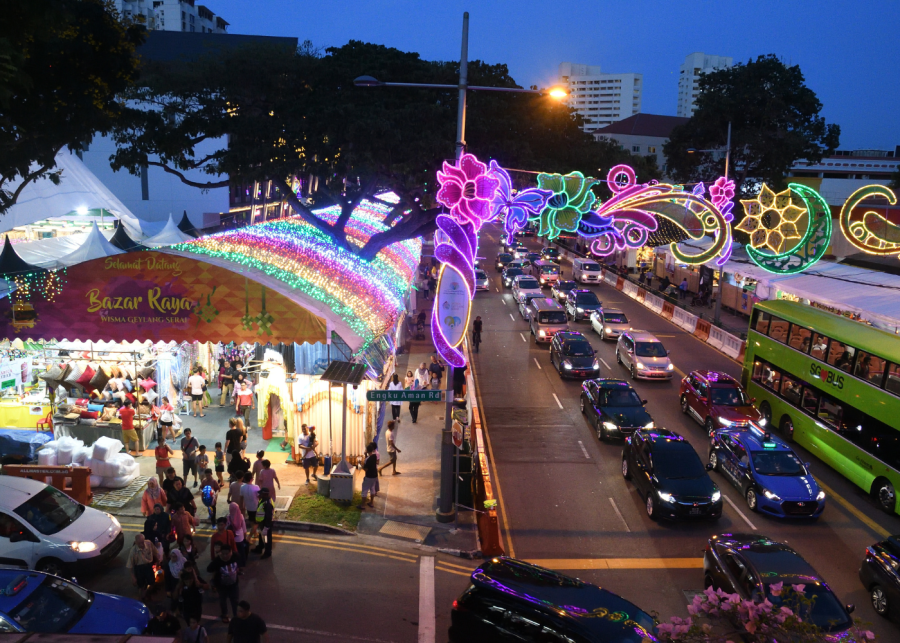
[112,41,653,260]
[0,0,144,214]
[663,55,840,200]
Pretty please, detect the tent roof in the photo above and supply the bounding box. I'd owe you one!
[143,214,194,247]
[109,223,145,252]
[2,149,143,238]
[0,237,42,278]
[177,212,200,238]
[54,222,124,268]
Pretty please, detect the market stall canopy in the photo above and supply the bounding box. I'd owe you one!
[177,212,201,238]
[53,222,124,268]
[109,223,146,252]
[143,214,194,247]
[0,237,42,279]
[1,149,143,239]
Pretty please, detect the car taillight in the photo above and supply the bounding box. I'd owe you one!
[452,599,468,612]
[866,546,876,559]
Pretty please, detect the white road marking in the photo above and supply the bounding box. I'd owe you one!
[509,313,515,321]
[520,333,527,342]
[534,357,542,370]
[608,498,631,532]
[502,298,507,305]
[577,440,590,459]
[200,616,395,642]
[495,287,500,292]
[419,556,435,643]
[552,393,564,409]
[599,358,611,370]
[723,494,758,530]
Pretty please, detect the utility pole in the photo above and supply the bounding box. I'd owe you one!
[713,121,731,327]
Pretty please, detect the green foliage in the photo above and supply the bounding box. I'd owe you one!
[286,490,363,531]
[663,55,840,203]
[0,0,144,214]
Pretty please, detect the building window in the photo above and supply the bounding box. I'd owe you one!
[632,145,641,153]
[648,146,656,154]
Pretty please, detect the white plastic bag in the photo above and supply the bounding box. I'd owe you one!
[91,436,124,462]
[73,446,92,465]
[88,458,117,478]
[56,436,83,465]
[89,474,103,488]
[37,448,57,466]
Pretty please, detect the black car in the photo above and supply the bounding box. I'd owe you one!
[581,379,653,441]
[705,533,855,634]
[495,252,514,272]
[622,428,722,520]
[502,267,523,288]
[565,289,601,321]
[549,331,598,379]
[551,280,577,303]
[449,557,656,643]
[541,247,560,262]
[860,535,900,618]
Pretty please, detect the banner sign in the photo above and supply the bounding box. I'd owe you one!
[0,359,28,390]
[366,389,442,402]
[0,251,327,345]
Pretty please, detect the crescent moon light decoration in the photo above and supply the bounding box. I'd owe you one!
[839,185,900,256]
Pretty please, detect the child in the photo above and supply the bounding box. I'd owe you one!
[214,442,225,486]
[200,468,220,525]
[196,445,210,476]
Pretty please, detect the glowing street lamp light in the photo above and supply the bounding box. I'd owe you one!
[548,86,568,100]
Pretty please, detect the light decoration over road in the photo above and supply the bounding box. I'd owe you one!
[535,171,600,241]
[488,161,552,244]
[839,184,900,256]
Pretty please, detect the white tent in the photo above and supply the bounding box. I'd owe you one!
[54,222,124,268]
[3,149,143,238]
[143,214,193,247]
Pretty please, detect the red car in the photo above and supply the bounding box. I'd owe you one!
[679,370,762,434]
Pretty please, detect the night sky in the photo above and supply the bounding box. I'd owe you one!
[212,0,898,151]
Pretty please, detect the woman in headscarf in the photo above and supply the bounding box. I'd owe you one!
[226,502,248,569]
[127,534,159,601]
[164,549,186,610]
[143,503,172,556]
[141,478,167,517]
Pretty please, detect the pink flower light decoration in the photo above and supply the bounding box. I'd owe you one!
[436,154,500,226]
[710,176,736,205]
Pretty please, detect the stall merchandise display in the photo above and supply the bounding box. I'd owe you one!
[36,435,139,489]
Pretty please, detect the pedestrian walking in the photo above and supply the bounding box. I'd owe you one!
[251,450,265,484]
[153,439,174,487]
[404,370,415,389]
[157,397,176,443]
[162,467,183,498]
[173,563,207,625]
[163,548,185,605]
[388,373,403,420]
[180,429,200,487]
[215,442,226,485]
[210,516,237,559]
[228,474,244,510]
[146,607,181,637]
[253,488,275,559]
[225,418,244,480]
[428,355,444,390]
[172,502,198,544]
[127,534,161,602]
[143,503,172,556]
[472,316,483,353]
[207,545,240,623]
[142,476,168,517]
[227,601,269,643]
[414,362,429,389]
[453,364,468,398]
[359,442,379,509]
[679,278,688,299]
[183,616,209,643]
[227,502,248,568]
[408,378,421,424]
[220,361,237,407]
[235,381,255,426]
[188,369,206,418]
[378,421,402,476]
[200,468,220,525]
[240,472,260,543]
[297,425,318,484]
[257,459,280,500]
[168,478,197,516]
[118,399,139,457]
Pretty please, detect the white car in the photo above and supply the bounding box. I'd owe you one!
[512,275,542,303]
[615,330,675,380]
[590,308,631,341]
[0,477,123,576]
[474,268,490,292]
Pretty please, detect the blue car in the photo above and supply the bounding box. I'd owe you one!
[708,423,825,518]
[0,570,150,634]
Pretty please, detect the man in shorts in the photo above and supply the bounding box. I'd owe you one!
[118,399,139,456]
[239,472,260,542]
[297,425,319,484]
[181,428,200,487]
[188,369,206,418]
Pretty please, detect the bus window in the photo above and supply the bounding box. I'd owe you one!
[753,310,771,335]
[854,351,886,387]
[780,375,802,406]
[827,342,855,372]
[818,395,843,430]
[869,422,900,471]
[752,361,781,392]
[801,387,819,416]
[885,364,900,396]
[768,316,790,344]
[788,325,812,353]
[810,333,830,361]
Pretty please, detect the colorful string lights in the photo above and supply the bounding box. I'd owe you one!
[839,185,900,256]
[534,171,599,240]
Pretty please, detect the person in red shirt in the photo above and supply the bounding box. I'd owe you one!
[209,517,237,559]
[118,399,139,456]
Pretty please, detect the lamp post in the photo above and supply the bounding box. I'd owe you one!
[355,12,565,523]
[687,121,731,326]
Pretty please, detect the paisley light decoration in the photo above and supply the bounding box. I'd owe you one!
[487,161,552,244]
[534,171,600,240]
[839,185,900,256]
[737,185,806,254]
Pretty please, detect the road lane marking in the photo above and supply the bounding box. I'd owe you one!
[817,480,890,538]
[527,558,703,570]
[509,313,515,321]
[599,357,611,370]
[502,298,507,305]
[608,498,630,532]
[435,565,471,577]
[534,357,542,370]
[435,559,476,572]
[673,365,686,378]
[577,440,590,459]
[419,556,435,643]
[723,494,757,530]
[655,334,677,337]
[552,393,563,409]
[495,287,499,292]
[520,333,526,342]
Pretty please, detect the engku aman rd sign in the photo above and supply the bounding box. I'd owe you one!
[366,390,443,402]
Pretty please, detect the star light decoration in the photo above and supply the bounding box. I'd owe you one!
[737,185,805,254]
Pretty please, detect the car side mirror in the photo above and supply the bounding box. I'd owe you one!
[642,399,648,405]
[750,397,757,404]
[667,350,671,356]
[846,603,855,614]
[699,397,708,405]
[706,463,714,471]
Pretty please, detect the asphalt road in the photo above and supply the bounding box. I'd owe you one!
[470,223,900,637]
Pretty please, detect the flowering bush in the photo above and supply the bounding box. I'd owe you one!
[648,583,876,643]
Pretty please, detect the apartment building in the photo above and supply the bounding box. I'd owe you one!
[558,62,642,133]
[677,52,732,117]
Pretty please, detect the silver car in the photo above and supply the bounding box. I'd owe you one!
[615,330,674,380]
[590,308,631,341]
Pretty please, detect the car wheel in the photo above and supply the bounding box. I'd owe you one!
[36,558,65,576]
[704,574,716,590]
[746,488,759,512]
[621,457,631,480]
[646,495,658,521]
[709,450,719,472]
[874,478,896,513]
[759,401,772,426]
[616,350,622,364]
[630,365,637,380]
[599,328,606,341]
[598,423,607,442]
[871,585,890,617]
[680,395,689,415]
[705,418,715,436]
[780,417,795,442]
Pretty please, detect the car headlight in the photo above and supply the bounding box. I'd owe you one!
[592,359,600,369]
[762,489,781,501]
[712,490,721,503]
[644,421,655,429]
[540,278,546,283]
[576,307,584,313]
[605,326,613,333]
[538,330,546,337]
[758,418,767,427]
[658,492,674,503]
[718,417,733,426]
[636,362,646,370]
[562,360,573,370]
[816,490,826,501]
[107,513,120,529]
[667,363,675,371]
[69,541,97,553]
[603,421,618,432]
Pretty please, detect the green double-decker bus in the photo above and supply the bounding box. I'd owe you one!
[742,300,900,514]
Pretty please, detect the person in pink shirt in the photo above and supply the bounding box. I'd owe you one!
[256,459,280,500]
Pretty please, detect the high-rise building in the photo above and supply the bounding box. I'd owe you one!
[677,52,732,117]
[558,63,642,133]
[112,0,228,33]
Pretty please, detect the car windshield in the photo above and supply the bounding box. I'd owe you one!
[505,269,523,277]
[539,312,568,324]
[544,249,558,257]
[582,263,600,271]
[575,292,600,305]
[475,270,487,279]
[8,576,91,633]
[518,278,539,289]
[541,265,559,274]
[604,389,642,406]
[604,313,628,324]
[765,582,852,632]
[14,486,84,535]
[711,387,749,406]
[556,281,576,291]
[751,451,806,476]
[498,253,512,262]
[564,341,593,357]
[527,254,542,261]
[635,342,667,358]
[654,447,707,479]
